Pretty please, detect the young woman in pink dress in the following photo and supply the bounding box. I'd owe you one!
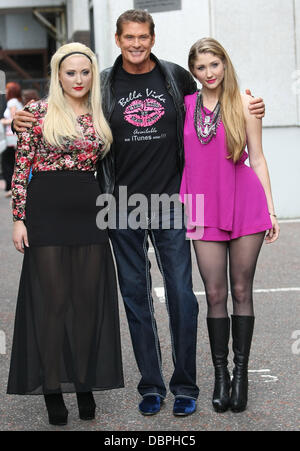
[180,38,280,413]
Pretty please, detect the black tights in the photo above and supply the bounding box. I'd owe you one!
[193,233,265,318]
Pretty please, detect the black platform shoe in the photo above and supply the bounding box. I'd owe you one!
[44,393,68,426]
[230,315,255,413]
[76,392,96,420]
[207,317,231,413]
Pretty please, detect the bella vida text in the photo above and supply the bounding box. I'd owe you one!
[118,89,167,142]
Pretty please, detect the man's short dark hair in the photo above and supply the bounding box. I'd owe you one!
[116,9,155,36]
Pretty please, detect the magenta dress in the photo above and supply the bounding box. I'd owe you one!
[179,93,272,241]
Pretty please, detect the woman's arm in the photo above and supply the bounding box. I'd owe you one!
[1,105,17,126]
[12,128,36,223]
[11,124,37,253]
[241,94,279,243]
[12,131,36,253]
[12,103,43,253]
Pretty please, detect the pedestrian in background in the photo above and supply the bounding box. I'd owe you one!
[180,37,280,413]
[22,88,40,106]
[7,42,124,426]
[1,82,23,197]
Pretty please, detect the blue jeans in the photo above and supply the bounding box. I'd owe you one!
[109,208,199,399]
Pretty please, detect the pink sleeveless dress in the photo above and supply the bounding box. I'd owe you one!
[179,92,272,241]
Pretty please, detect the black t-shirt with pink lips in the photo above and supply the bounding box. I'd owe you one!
[111,64,180,204]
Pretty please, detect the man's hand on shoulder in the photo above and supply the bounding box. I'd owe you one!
[13,100,37,133]
[245,89,265,119]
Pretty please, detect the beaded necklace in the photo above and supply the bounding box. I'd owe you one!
[194,91,221,145]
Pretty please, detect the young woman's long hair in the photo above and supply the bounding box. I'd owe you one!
[43,42,113,154]
[188,38,246,163]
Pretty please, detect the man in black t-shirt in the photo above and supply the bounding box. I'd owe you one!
[105,11,200,417]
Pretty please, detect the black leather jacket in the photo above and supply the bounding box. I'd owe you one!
[97,53,197,194]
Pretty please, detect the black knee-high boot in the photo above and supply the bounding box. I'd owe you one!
[207,317,231,413]
[44,393,68,426]
[230,315,255,413]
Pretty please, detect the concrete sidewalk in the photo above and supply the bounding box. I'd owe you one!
[0,188,299,431]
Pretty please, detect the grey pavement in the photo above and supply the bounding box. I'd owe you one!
[0,181,299,431]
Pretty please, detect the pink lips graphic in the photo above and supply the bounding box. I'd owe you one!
[124,98,165,127]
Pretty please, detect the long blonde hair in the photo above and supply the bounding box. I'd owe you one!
[188,38,246,163]
[43,42,112,154]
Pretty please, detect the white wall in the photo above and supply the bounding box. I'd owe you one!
[263,128,300,218]
[295,0,300,123]
[212,0,298,128]
[66,0,89,38]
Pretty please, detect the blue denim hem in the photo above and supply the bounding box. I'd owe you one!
[142,392,166,400]
[174,394,198,400]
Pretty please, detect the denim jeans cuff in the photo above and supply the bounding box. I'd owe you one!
[142,392,166,400]
[174,394,198,400]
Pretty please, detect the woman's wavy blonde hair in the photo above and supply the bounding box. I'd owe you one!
[188,38,246,163]
[43,42,112,154]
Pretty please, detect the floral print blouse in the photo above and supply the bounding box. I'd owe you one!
[12,100,104,222]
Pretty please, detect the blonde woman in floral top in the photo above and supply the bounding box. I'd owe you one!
[12,100,106,223]
[7,43,124,427]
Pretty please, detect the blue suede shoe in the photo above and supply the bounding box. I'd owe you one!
[173,398,197,416]
[139,395,162,416]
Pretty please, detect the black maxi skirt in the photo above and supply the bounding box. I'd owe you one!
[7,171,124,395]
